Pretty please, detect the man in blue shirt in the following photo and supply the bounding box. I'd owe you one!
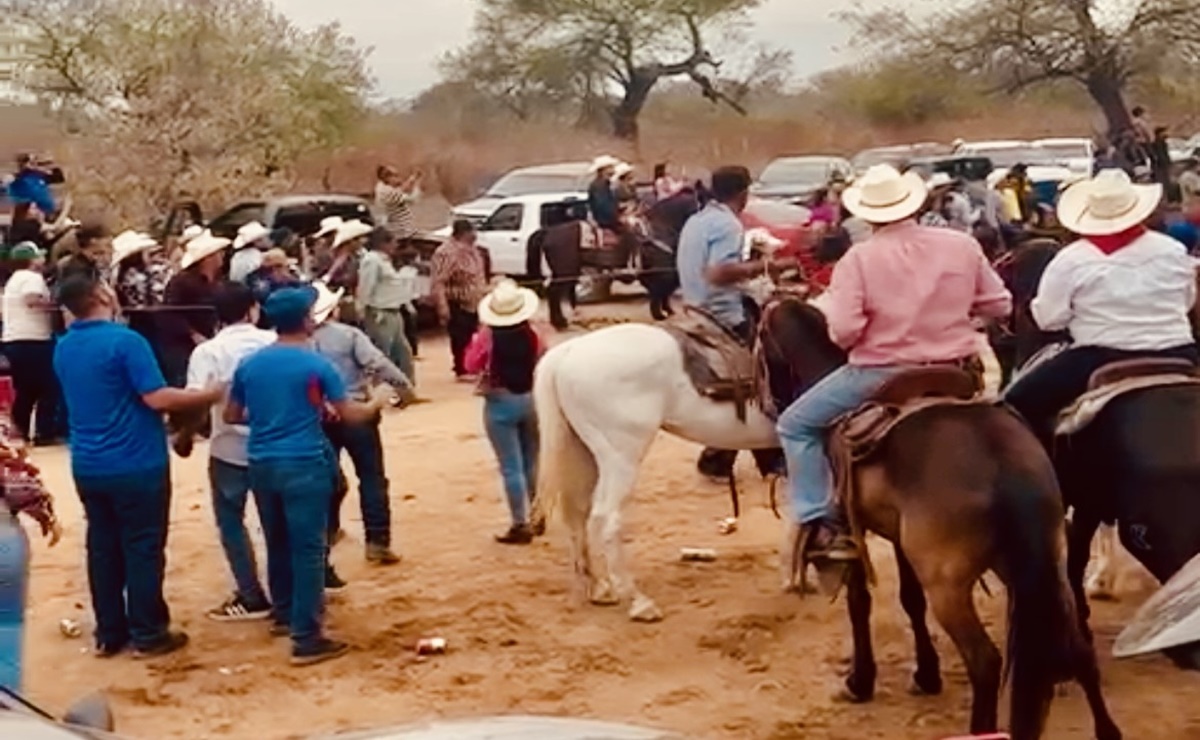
[226,286,387,667]
[54,274,221,658]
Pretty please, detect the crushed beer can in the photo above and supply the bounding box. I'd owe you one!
[416,637,447,656]
[59,618,82,639]
[717,517,738,535]
[680,548,718,562]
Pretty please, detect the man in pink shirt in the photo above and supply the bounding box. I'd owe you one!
[778,165,1012,562]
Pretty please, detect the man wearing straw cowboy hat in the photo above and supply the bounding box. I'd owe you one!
[111,230,171,309]
[777,164,1012,563]
[226,285,391,665]
[160,230,231,387]
[311,279,414,569]
[230,221,271,283]
[588,155,622,234]
[1005,169,1198,444]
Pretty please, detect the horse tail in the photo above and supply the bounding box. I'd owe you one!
[995,467,1082,740]
[531,344,597,531]
[526,228,546,281]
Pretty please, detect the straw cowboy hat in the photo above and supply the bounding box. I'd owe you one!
[179,224,205,245]
[591,155,621,173]
[842,164,929,224]
[111,230,159,265]
[613,162,634,179]
[233,221,271,250]
[180,230,231,269]
[478,278,540,328]
[310,280,345,324]
[332,219,373,249]
[926,172,956,190]
[314,216,344,239]
[1057,169,1163,236]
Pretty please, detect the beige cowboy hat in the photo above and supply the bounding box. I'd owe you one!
[613,162,634,179]
[179,224,205,245]
[842,164,929,224]
[111,230,159,265]
[310,280,345,324]
[180,230,231,269]
[233,221,270,250]
[332,219,373,249]
[926,172,956,190]
[591,155,621,173]
[314,215,344,239]
[478,278,540,328]
[1057,169,1163,236]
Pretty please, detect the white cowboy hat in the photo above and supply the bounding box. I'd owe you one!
[233,221,270,250]
[841,164,929,224]
[111,230,159,265]
[314,216,344,239]
[309,280,345,324]
[591,155,621,173]
[179,224,205,245]
[1057,169,1163,237]
[478,278,540,328]
[743,227,787,259]
[613,162,634,179]
[332,219,373,249]
[180,230,231,270]
[926,172,955,189]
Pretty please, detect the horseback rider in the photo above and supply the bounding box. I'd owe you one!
[779,165,1012,562]
[1005,169,1198,444]
[588,156,622,235]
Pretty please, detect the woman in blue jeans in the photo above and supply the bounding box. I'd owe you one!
[465,279,545,545]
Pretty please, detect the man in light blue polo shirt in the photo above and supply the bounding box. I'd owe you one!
[54,274,221,659]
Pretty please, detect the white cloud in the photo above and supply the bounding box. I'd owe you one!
[270,0,860,99]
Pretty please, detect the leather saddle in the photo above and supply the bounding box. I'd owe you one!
[581,222,621,251]
[1088,358,1197,390]
[663,307,757,421]
[1056,358,1200,437]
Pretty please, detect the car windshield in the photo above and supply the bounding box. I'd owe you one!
[486,171,584,198]
[963,146,1046,168]
[758,160,832,186]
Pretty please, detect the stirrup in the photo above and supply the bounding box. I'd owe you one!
[789,524,853,600]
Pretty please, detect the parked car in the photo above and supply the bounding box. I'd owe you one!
[451,162,592,225]
[751,155,854,204]
[852,143,946,174]
[1031,137,1095,176]
[903,155,995,183]
[955,140,1074,187]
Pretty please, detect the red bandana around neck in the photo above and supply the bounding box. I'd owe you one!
[1087,225,1146,255]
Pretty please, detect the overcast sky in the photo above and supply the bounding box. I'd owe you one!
[272,0,857,100]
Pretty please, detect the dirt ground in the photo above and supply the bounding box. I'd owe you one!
[17,301,1200,739]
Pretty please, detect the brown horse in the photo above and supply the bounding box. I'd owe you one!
[759,297,1120,740]
[1004,241,1200,670]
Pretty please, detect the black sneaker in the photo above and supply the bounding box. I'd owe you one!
[134,631,189,659]
[207,595,272,622]
[324,566,348,591]
[495,524,534,545]
[291,638,350,667]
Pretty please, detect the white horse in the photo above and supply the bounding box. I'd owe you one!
[533,319,1004,622]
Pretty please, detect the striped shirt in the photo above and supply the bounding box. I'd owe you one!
[431,239,488,310]
[375,181,419,238]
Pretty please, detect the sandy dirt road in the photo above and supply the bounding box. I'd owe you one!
[17,303,1200,739]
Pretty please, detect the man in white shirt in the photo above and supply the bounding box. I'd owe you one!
[186,282,277,621]
[229,222,270,283]
[2,243,61,444]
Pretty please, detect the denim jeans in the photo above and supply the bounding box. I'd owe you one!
[209,458,269,606]
[777,365,908,524]
[73,468,172,650]
[483,392,538,525]
[324,418,391,547]
[249,456,335,650]
[364,307,415,386]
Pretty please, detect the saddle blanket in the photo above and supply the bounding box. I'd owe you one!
[1056,374,1200,436]
[662,308,756,419]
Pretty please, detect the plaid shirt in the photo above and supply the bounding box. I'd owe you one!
[431,238,488,310]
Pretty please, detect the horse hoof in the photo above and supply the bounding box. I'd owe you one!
[629,596,663,623]
[833,681,873,704]
[909,674,942,696]
[590,584,620,607]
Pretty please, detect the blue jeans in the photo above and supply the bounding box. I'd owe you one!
[324,418,391,546]
[73,468,172,650]
[209,458,269,606]
[249,456,336,650]
[777,365,908,525]
[483,392,538,526]
[0,513,30,691]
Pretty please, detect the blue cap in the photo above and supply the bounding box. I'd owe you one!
[263,285,318,333]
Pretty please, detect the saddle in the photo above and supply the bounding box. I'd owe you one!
[581,222,621,251]
[663,307,757,421]
[1056,358,1200,437]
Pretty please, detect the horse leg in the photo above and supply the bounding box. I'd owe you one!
[1066,513,1100,641]
[1085,523,1118,601]
[1070,626,1124,740]
[841,561,877,702]
[927,583,1002,734]
[547,280,572,330]
[588,458,661,620]
[896,545,942,696]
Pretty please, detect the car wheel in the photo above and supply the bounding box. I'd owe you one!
[576,267,612,303]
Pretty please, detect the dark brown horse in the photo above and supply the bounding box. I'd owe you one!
[1004,242,1200,670]
[526,190,702,329]
[759,297,1120,740]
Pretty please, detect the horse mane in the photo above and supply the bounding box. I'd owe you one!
[755,295,847,416]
